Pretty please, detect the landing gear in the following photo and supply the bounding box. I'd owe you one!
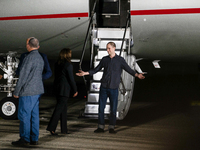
[0,97,18,120]
[0,51,19,120]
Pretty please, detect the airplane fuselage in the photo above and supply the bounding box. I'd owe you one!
[0,0,200,62]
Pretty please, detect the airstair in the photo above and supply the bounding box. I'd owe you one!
[79,0,141,120]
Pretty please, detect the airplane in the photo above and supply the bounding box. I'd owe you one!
[0,0,200,120]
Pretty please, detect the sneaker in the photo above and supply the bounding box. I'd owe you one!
[11,138,30,146]
[30,141,38,145]
[94,128,104,133]
[109,129,117,134]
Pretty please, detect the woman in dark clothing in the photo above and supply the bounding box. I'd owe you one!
[46,48,78,135]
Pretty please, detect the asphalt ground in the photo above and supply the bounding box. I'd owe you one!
[0,73,200,150]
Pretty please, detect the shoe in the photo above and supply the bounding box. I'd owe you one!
[46,129,58,135]
[11,138,29,146]
[49,131,58,135]
[109,129,117,134]
[30,141,38,145]
[94,128,104,133]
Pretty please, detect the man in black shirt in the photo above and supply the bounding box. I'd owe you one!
[76,42,145,133]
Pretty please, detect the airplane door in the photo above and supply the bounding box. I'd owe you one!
[93,0,130,28]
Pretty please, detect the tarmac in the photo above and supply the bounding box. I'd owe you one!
[0,73,200,150]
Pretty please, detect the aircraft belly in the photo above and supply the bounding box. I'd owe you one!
[0,18,89,59]
[131,0,200,10]
[0,0,88,17]
[0,0,89,59]
[130,0,200,62]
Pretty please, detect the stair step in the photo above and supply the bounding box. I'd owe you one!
[98,48,121,51]
[93,72,103,81]
[93,60,103,68]
[87,93,110,103]
[84,103,110,114]
[90,82,101,92]
[96,50,126,59]
[99,40,127,49]
[97,28,130,39]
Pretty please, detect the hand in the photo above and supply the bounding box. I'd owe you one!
[137,73,145,79]
[76,70,89,76]
[73,92,78,97]
[13,95,19,98]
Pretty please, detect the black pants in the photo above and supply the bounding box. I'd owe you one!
[46,96,68,133]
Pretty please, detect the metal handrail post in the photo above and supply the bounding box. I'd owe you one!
[79,0,98,71]
[119,11,130,56]
[119,12,131,95]
[78,0,98,89]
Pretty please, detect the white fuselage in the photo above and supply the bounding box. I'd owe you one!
[0,0,200,62]
[131,0,200,62]
[0,0,89,59]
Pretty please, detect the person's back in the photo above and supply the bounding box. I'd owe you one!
[54,60,76,97]
[12,37,45,146]
[14,50,44,96]
[16,52,52,81]
[46,48,78,135]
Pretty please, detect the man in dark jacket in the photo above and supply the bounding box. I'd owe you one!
[12,37,44,146]
[76,42,145,134]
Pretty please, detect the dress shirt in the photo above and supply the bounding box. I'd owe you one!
[88,54,136,89]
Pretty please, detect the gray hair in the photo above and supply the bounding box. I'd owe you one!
[28,37,39,48]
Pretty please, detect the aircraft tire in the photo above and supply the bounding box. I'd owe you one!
[0,97,18,120]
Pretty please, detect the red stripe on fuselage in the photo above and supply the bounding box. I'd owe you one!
[0,12,89,21]
[131,8,200,15]
[0,8,199,21]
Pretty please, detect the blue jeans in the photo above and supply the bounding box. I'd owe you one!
[98,86,118,129]
[18,95,40,142]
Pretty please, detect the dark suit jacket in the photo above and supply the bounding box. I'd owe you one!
[54,61,77,97]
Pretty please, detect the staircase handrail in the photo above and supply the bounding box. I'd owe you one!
[119,11,130,56]
[79,0,98,71]
[119,11,131,95]
[78,0,98,89]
